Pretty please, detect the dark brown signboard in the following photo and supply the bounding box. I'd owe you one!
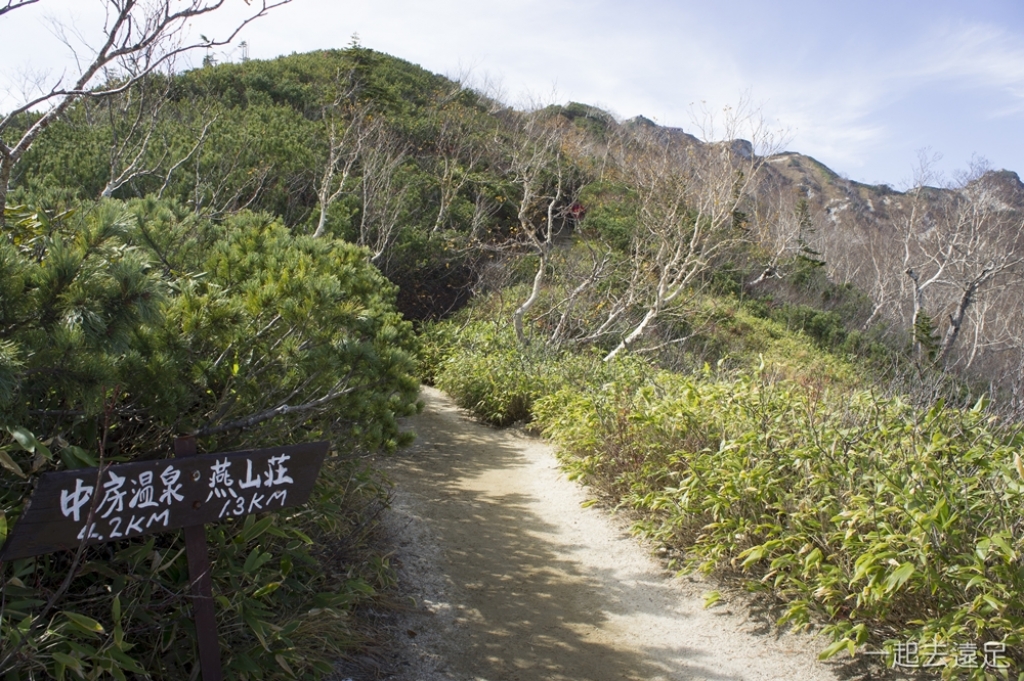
[0,441,329,561]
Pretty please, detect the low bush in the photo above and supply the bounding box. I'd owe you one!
[535,371,1024,677]
[426,320,651,426]
[426,310,1024,677]
[1,200,419,679]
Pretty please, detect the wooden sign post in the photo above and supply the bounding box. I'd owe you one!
[176,436,223,681]
[1,439,329,681]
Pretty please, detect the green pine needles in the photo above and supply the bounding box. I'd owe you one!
[0,198,419,679]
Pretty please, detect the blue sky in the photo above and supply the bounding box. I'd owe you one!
[3,0,1024,187]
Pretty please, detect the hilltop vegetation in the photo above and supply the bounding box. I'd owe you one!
[3,30,1024,679]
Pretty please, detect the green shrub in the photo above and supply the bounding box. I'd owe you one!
[1,200,419,679]
[430,321,553,425]
[426,320,651,426]
[576,181,637,252]
[423,300,1024,678]
[535,370,1024,677]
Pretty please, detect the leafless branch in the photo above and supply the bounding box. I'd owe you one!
[0,0,38,18]
[0,0,293,224]
[358,125,411,269]
[604,101,779,361]
[155,115,216,198]
[193,376,356,437]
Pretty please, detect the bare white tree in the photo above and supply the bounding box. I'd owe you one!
[891,158,1024,365]
[312,99,376,238]
[933,180,1024,365]
[0,0,293,225]
[744,181,825,291]
[357,124,410,270]
[429,100,486,234]
[504,109,576,345]
[899,191,948,359]
[603,103,779,361]
[88,73,216,199]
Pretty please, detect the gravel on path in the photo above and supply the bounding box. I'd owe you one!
[369,386,866,681]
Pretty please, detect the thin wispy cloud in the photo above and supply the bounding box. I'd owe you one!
[2,0,1024,185]
[910,23,1024,86]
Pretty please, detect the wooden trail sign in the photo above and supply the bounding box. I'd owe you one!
[0,441,328,560]
[0,439,329,681]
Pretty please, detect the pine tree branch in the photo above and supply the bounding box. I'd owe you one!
[192,376,356,437]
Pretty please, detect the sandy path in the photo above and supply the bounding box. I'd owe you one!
[377,386,853,681]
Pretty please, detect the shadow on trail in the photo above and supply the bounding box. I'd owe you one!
[386,387,742,681]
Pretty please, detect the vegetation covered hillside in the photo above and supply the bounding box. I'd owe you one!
[3,22,1024,678]
[11,39,1024,397]
[0,42,440,681]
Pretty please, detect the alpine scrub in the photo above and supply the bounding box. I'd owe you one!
[534,369,1024,677]
[7,31,1024,679]
[427,314,1024,678]
[0,200,419,680]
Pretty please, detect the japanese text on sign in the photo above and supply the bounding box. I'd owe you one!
[66,454,296,543]
[0,442,327,561]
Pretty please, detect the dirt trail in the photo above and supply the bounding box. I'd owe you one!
[376,386,852,681]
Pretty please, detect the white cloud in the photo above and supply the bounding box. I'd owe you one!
[909,23,1024,87]
[3,1,1024,184]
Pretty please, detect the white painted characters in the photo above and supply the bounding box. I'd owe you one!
[59,478,94,522]
[55,455,297,543]
[213,454,292,519]
[64,465,183,542]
